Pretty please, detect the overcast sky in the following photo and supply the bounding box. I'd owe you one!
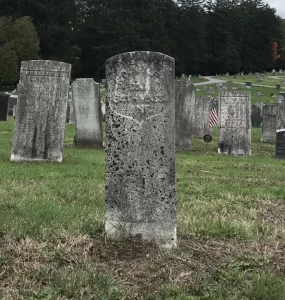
[266,0,285,18]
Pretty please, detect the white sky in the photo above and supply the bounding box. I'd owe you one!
[265,0,285,18]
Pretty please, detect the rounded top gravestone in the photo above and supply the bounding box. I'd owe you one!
[105,51,176,249]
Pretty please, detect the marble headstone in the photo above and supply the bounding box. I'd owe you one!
[8,95,18,116]
[218,91,251,155]
[191,96,213,137]
[261,105,285,143]
[11,60,71,162]
[105,51,176,248]
[72,78,103,148]
[175,80,195,151]
[0,94,9,121]
[251,102,264,128]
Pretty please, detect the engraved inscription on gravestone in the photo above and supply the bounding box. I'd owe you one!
[105,51,176,248]
[0,94,9,121]
[218,91,251,155]
[276,129,285,158]
[11,60,71,162]
[72,78,103,148]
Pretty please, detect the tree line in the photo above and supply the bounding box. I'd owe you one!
[0,0,285,86]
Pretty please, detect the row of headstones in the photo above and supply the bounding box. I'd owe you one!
[1,52,285,249]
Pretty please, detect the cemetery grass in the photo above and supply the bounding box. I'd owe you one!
[216,74,285,87]
[0,118,285,299]
[196,83,281,105]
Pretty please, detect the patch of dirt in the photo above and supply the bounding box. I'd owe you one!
[1,234,284,299]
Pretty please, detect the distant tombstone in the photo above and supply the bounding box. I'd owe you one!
[191,96,214,137]
[8,95,18,116]
[276,84,281,89]
[218,91,251,155]
[66,104,70,123]
[277,95,285,104]
[225,80,234,90]
[276,129,285,158]
[245,82,252,89]
[69,98,75,124]
[0,93,9,121]
[279,92,285,98]
[256,75,264,82]
[279,69,283,74]
[11,60,71,162]
[251,102,264,127]
[105,51,176,248]
[175,80,195,151]
[261,105,285,143]
[72,78,103,148]
[13,105,17,119]
[256,91,263,97]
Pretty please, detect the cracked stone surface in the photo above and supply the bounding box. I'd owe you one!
[11,60,71,162]
[105,51,176,248]
[218,91,251,156]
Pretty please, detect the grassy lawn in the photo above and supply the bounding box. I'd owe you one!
[0,118,285,299]
[216,74,285,88]
[196,83,282,104]
[190,76,209,83]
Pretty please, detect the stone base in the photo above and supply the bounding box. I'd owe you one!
[105,219,177,249]
[10,154,63,163]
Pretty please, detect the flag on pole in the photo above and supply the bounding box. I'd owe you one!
[209,99,218,128]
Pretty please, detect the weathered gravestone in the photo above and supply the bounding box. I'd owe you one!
[245,82,252,89]
[0,94,9,121]
[251,102,264,128]
[218,92,251,155]
[261,105,285,143]
[105,51,176,248]
[11,60,71,162]
[175,80,195,151]
[8,95,18,116]
[72,78,103,148]
[191,96,214,137]
[276,129,285,158]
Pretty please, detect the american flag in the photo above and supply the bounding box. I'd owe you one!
[209,100,218,128]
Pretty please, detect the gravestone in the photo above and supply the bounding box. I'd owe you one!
[175,80,195,151]
[251,102,264,127]
[8,95,18,115]
[105,51,176,248]
[218,91,251,155]
[0,94,9,121]
[276,129,285,158]
[261,105,285,143]
[191,96,213,137]
[72,78,103,148]
[245,82,252,89]
[11,60,71,162]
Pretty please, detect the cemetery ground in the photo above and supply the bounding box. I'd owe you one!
[0,118,285,300]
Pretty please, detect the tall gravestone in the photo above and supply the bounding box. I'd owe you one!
[261,105,285,143]
[218,91,251,155]
[11,60,71,162]
[175,80,195,151]
[0,94,9,121]
[72,78,103,148]
[251,102,264,128]
[105,51,176,248]
[276,129,285,158]
[191,96,213,137]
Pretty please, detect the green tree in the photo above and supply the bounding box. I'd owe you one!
[0,16,40,85]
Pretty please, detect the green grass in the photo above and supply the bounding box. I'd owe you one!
[216,74,285,87]
[0,117,285,299]
[196,83,281,104]
[190,76,208,83]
